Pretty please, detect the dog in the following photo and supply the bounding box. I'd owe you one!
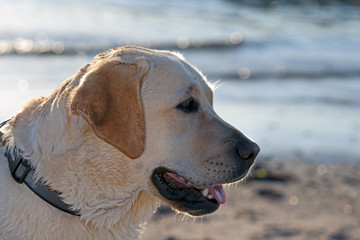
[0,46,259,240]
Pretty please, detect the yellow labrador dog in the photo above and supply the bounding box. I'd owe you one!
[0,46,259,240]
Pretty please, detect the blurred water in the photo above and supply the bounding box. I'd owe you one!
[0,0,359,162]
[1,0,359,78]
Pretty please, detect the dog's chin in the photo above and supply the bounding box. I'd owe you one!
[151,167,222,216]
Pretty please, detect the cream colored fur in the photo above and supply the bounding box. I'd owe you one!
[0,46,252,240]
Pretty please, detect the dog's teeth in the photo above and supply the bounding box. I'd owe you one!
[208,194,214,199]
[201,188,209,197]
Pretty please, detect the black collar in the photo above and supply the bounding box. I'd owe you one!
[1,120,80,216]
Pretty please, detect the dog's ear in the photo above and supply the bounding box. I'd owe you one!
[69,58,150,159]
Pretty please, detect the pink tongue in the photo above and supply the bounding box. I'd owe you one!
[208,185,226,204]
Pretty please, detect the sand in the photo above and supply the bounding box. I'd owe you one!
[142,158,360,240]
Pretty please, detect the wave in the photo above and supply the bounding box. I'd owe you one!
[0,38,242,56]
[216,69,360,80]
[1,37,359,81]
[224,0,360,7]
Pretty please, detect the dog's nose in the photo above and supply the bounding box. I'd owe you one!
[236,140,260,164]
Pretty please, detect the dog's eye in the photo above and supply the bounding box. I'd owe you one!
[176,98,199,113]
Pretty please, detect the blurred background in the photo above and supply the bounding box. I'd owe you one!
[0,0,359,162]
[0,0,360,162]
[0,0,359,239]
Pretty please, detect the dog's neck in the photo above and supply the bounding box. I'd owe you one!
[2,79,160,236]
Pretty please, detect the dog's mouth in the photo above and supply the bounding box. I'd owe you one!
[151,167,226,216]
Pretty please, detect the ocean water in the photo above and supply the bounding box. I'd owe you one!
[0,0,359,162]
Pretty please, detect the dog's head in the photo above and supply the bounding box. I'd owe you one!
[70,46,260,217]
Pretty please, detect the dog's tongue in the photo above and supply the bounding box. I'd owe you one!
[208,185,226,204]
[193,184,226,204]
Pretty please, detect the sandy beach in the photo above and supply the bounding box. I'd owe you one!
[142,158,360,240]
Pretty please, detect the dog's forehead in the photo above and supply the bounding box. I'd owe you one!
[150,54,213,100]
[100,47,212,99]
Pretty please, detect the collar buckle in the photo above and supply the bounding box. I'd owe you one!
[6,148,32,184]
